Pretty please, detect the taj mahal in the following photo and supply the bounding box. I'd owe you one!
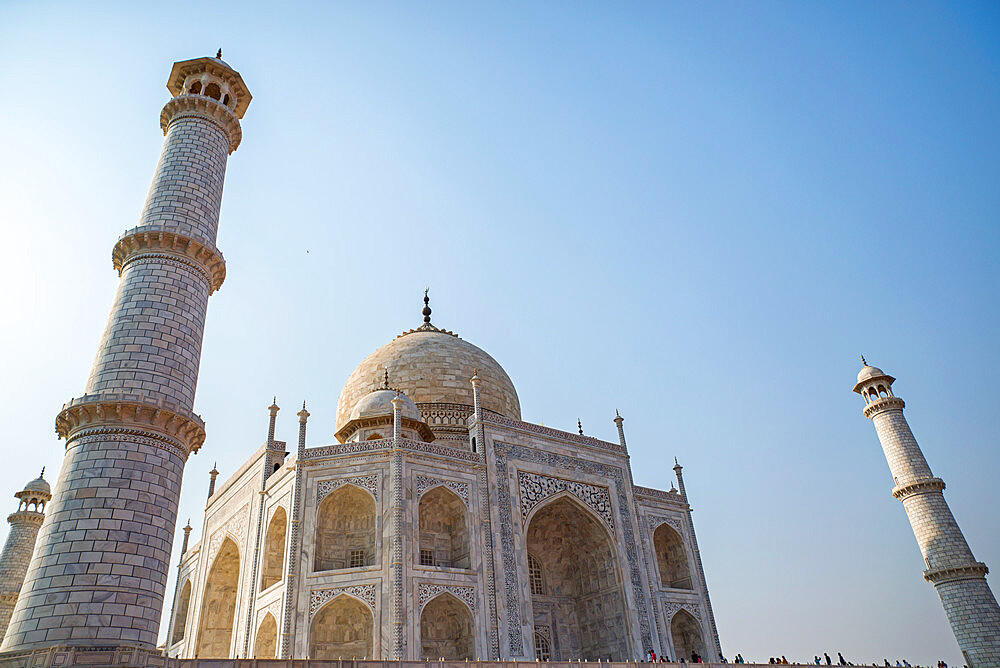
[0,53,997,668]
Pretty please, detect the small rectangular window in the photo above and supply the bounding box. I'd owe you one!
[420,549,434,566]
[349,549,365,568]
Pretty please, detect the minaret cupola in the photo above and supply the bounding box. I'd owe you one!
[167,50,252,116]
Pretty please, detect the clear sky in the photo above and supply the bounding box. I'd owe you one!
[1,2,998,665]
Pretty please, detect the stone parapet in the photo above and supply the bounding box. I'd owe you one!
[160,95,242,153]
[924,562,990,584]
[4,511,43,528]
[892,476,945,500]
[113,227,226,295]
[862,395,905,419]
[55,393,206,457]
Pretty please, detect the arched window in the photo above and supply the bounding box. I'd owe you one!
[315,484,376,571]
[196,538,240,658]
[223,94,231,106]
[670,610,706,662]
[420,593,474,660]
[534,631,551,661]
[310,594,373,659]
[260,507,286,590]
[254,613,278,659]
[189,81,202,94]
[204,82,222,100]
[528,553,544,595]
[653,523,693,590]
[171,579,192,645]
[418,486,470,568]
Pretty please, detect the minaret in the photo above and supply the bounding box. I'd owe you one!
[855,361,1000,667]
[1,54,251,654]
[0,472,51,642]
[208,463,220,501]
[389,392,405,658]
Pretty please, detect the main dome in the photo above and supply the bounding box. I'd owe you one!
[336,326,521,431]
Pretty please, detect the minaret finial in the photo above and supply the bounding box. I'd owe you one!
[861,354,867,366]
[578,419,583,435]
[422,288,432,324]
[39,467,44,478]
[216,48,222,59]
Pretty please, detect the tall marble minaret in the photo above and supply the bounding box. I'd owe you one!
[0,471,51,642]
[1,54,251,654]
[855,361,1000,667]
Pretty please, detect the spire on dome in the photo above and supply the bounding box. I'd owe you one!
[423,288,432,324]
[578,419,584,435]
[216,48,222,59]
[861,354,867,366]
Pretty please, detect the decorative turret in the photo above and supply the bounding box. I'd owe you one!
[855,360,1000,667]
[208,463,220,501]
[0,471,51,640]
[1,53,252,654]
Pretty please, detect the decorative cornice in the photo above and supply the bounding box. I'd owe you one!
[160,95,242,153]
[863,396,906,418]
[0,592,17,604]
[7,511,44,526]
[55,394,206,456]
[303,437,483,464]
[634,485,686,504]
[334,414,434,444]
[892,477,946,500]
[476,412,626,454]
[112,227,226,294]
[924,562,989,584]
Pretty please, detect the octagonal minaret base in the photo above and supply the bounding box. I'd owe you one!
[0,55,251,654]
[855,363,1000,668]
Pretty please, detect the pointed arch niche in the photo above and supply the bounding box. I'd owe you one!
[315,484,376,571]
[195,538,241,658]
[670,610,705,661]
[653,523,693,590]
[171,579,192,645]
[418,485,470,568]
[254,613,278,659]
[420,592,475,660]
[525,494,627,660]
[310,594,374,659]
[261,507,287,589]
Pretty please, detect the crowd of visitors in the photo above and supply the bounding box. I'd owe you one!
[633,649,957,666]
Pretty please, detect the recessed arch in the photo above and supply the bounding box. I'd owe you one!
[261,507,287,590]
[653,523,693,590]
[315,484,376,571]
[420,591,475,660]
[310,593,374,659]
[195,538,241,658]
[525,494,627,660]
[171,579,192,645]
[670,609,705,662]
[418,485,470,568]
[254,613,278,659]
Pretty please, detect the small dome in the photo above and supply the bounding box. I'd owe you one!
[18,472,51,499]
[857,365,885,384]
[349,389,420,422]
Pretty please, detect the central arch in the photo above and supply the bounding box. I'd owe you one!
[195,538,241,658]
[310,594,374,659]
[315,484,376,571]
[420,592,475,660]
[525,494,627,660]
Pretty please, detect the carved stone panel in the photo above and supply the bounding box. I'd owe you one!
[518,471,614,531]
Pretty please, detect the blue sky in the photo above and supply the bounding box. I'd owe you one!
[1,2,998,664]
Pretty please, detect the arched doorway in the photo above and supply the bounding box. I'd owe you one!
[418,486,470,568]
[420,592,474,659]
[653,524,693,589]
[261,507,287,589]
[315,485,376,571]
[254,613,278,659]
[525,494,627,660]
[195,538,241,658]
[171,579,192,645]
[310,594,374,659]
[670,610,705,662]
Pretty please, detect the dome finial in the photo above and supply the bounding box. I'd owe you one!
[216,48,222,59]
[40,467,45,478]
[861,354,867,366]
[383,368,391,390]
[422,287,432,324]
[578,419,584,435]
